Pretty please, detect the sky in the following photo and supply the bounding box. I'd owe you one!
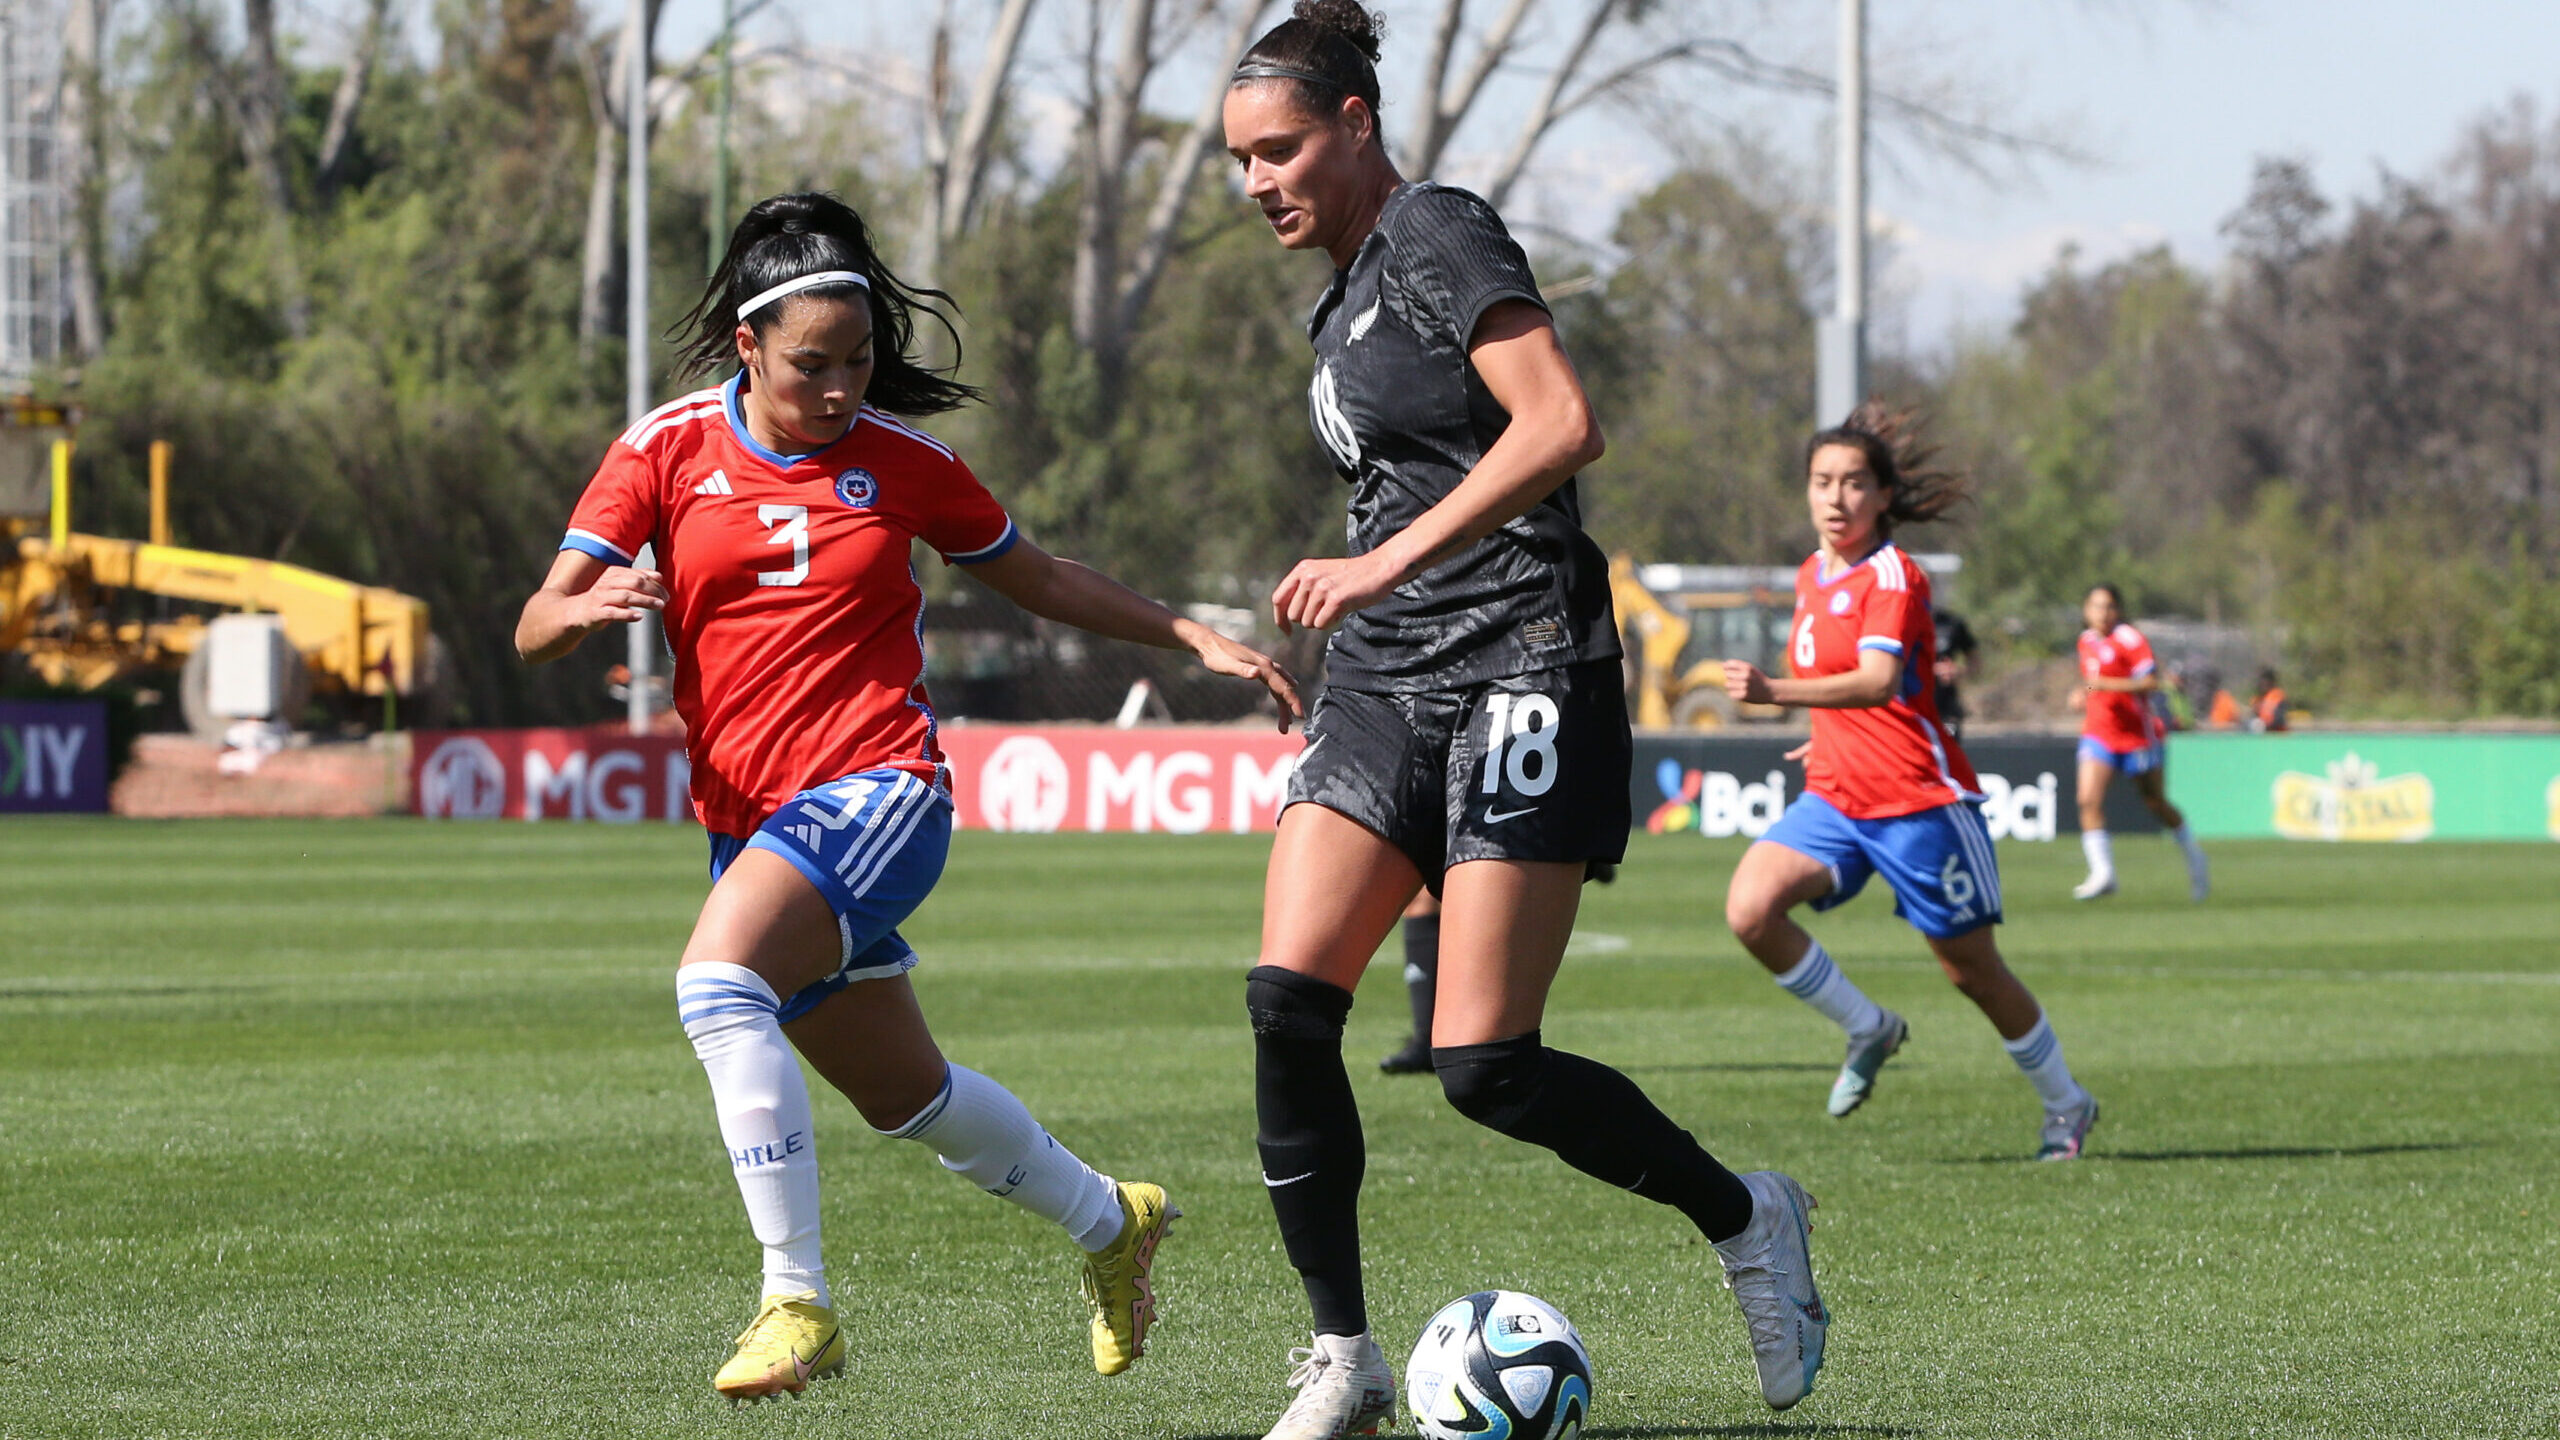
[653,0,2560,351]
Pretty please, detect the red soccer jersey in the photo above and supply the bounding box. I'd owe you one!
[1790,543,1981,819]
[2078,623,2161,753]
[562,376,1018,835]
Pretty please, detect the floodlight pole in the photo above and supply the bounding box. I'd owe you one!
[1816,0,1867,426]
[625,0,655,736]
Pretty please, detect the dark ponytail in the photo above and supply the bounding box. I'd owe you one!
[670,191,980,417]
[1231,0,1387,134]
[1806,401,1969,533]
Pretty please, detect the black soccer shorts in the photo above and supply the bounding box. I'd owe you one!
[1285,659,1630,887]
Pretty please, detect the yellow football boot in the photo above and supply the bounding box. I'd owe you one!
[713,1292,845,1400]
[1081,1181,1178,1375]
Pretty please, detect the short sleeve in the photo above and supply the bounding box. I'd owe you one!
[1392,187,1548,350]
[563,441,661,567]
[1857,561,1921,659]
[2119,626,2157,675]
[914,450,1019,566]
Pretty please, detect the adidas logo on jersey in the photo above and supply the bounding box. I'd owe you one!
[787,822,822,849]
[694,470,734,496]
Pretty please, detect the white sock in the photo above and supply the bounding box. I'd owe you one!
[2171,823,2207,873]
[2002,1013,2090,1112]
[881,1064,1125,1253]
[2080,828,2114,878]
[679,962,828,1305]
[1771,939,1887,1037]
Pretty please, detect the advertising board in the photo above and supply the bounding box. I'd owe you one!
[2169,734,2560,841]
[0,700,110,813]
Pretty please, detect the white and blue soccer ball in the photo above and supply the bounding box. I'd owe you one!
[1406,1290,1593,1440]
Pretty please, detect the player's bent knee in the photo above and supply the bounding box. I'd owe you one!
[1246,964,1353,1040]
[1432,1033,1546,1133]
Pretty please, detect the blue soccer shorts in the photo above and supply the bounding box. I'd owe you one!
[1762,791,2003,939]
[706,767,951,1022]
[2078,735,2162,776]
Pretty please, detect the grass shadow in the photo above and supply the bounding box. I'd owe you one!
[1182,1419,1922,1439]
[1619,1063,1839,1075]
[0,985,276,1001]
[1589,1426,1924,1438]
[1945,1141,2476,1166]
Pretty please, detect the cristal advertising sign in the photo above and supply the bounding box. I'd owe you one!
[2169,733,2560,842]
[0,700,110,814]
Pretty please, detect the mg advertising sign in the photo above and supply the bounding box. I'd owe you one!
[0,700,110,813]
[410,728,693,821]
[940,726,1306,834]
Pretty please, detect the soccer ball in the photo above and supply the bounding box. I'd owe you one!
[1405,1290,1592,1440]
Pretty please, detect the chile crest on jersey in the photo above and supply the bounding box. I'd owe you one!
[835,468,879,509]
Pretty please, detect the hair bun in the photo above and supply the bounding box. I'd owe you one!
[1291,0,1383,63]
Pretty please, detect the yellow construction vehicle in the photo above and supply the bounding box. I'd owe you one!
[1610,554,1796,728]
[2,409,437,735]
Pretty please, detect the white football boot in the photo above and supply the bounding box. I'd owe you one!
[1714,1171,1827,1411]
[1263,1331,1395,1439]
[1828,1010,1908,1118]
[2071,870,2117,901]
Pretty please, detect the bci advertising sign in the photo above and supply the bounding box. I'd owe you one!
[0,700,110,814]
[1630,734,2147,843]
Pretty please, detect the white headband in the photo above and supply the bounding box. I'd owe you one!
[737,269,870,320]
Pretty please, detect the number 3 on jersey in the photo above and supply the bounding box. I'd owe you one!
[757,504,809,587]
[1481,691,1561,797]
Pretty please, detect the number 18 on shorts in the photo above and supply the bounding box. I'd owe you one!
[1285,660,1630,880]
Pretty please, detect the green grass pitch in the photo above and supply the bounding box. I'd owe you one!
[1,819,2553,1438]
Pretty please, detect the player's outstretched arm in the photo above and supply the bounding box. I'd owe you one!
[1724,651,1901,710]
[967,539,1303,728]
[516,549,668,665]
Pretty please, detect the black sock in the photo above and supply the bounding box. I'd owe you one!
[1434,1031,1756,1243]
[1401,913,1440,1047]
[1248,965,1368,1336]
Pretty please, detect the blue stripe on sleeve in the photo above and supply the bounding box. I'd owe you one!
[562,529,635,566]
[947,518,1020,566]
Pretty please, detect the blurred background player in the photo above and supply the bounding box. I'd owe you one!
[1931,605,1978,740]
[516,192,1298,1400]
[1719,405,2100,1162]
[1379,864,1615,1075]
[1376,893,1439,1074]
[2251,666,2291,731]
[1225,5,1826,1431]
[2073,584,2210,901]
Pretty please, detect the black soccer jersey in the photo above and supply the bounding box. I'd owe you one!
[1302,182,1620,692]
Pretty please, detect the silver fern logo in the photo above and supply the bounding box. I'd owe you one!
[1348,298,1382,343]
[1310,363,1360,472]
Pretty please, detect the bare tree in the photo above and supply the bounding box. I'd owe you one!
[61,0,109,359]
[917,0,1040,290]
[1404,0,1537,181]
[238,0,308,335]
[316,0,395,201]
[1069,0,1271,407]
